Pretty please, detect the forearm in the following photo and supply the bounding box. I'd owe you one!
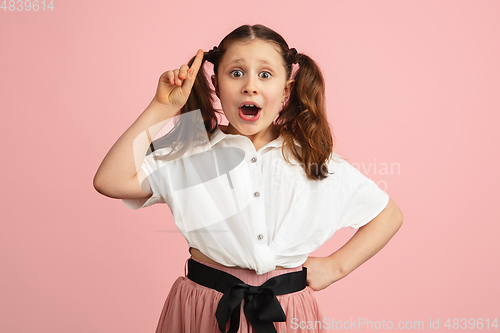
[93,99,177,194]
[328,198,403,280]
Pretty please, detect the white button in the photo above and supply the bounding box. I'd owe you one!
[253,192,260,197]
[257,234,264,240]
[251,157,257,163]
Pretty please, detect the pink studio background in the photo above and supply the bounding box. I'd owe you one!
[1,0,499,332]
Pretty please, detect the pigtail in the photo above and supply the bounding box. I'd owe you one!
[147,54,221,160]
[277,53,334,181]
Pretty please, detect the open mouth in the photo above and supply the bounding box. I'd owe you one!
[239,103,261,121]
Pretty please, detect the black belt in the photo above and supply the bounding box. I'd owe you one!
[187,259,307,333]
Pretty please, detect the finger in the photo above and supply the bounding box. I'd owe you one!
[173,69,181,86]
[181,50,205,93]
[166,70,175,85]
[179,64,189,80]
[188,49,205,77]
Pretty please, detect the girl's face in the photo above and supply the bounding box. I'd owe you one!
[212,39,294,145]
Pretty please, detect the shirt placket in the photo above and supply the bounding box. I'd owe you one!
[248,150,276,273]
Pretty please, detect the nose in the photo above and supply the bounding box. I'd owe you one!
[242,76,258,94]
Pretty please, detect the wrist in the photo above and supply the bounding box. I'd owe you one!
[140,99,180,126]
[147,98,179,114]
[326,253,349,282]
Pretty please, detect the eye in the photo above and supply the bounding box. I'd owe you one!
[230,70,243,78]
[259,71,271,79]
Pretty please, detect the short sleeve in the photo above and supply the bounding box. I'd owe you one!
[122,152,166,210]
[329,156,390,230]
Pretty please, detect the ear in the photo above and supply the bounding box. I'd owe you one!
[211,75,219,97]
[282,79,294,103]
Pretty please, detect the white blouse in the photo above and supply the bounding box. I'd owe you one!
[123,126,389,275]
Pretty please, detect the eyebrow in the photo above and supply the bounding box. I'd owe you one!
[226,59,277,69]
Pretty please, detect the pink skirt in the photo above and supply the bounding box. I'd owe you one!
[155,257,327,333]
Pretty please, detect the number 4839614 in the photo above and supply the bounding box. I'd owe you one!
[1,0,54,11]
[445,318,498,330]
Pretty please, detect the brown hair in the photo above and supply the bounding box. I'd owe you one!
[150,24,334,180]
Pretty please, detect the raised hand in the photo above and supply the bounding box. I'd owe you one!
[152,49,205,110]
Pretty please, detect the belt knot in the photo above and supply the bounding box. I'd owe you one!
[246,285,261,296]
[216,282,286,333]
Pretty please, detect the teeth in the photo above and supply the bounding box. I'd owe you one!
[244,104,257,107]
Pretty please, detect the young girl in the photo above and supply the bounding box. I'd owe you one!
[94,24,403,333]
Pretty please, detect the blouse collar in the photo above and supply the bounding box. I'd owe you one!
[209,126,286,150]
